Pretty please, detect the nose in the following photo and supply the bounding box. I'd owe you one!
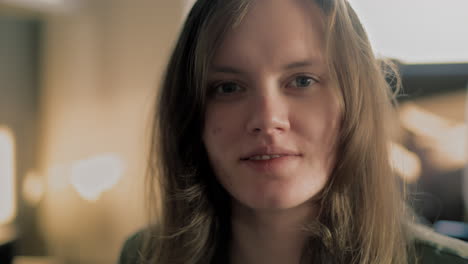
[246,88,290,135]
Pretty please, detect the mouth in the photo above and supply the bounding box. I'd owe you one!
[239,152,301,173]
[240,146,301,163]
[240,154,297,161]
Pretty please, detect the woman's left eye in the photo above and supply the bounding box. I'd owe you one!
[287,76,317,89]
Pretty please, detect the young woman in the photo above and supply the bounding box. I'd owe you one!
[119,0,468,263]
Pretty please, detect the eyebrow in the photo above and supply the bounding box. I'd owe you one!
[210,66,246,75]
[283,59,319,70]
[210,59,321,75]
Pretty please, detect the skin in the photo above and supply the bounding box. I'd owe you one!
[202,0,342,263]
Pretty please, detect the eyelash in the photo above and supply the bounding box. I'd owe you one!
[286,74,319,89]
[208,74,319,97]
[208,81,245,97]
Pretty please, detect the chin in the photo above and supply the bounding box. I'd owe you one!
[238,189,315,211]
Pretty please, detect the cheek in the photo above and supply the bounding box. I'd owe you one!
[299,106,339,141]
[204,108,226,142]
[203,106,236,158]
[203,104,244,142]
[208,126,222,137]
[203,106,220,139]
[296,95,341,166]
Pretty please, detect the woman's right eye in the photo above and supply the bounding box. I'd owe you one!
[213,82,243,95]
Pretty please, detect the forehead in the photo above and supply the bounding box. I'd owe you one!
[212,0,326,69]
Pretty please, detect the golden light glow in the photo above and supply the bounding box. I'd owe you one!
[47,164,71,192]
[399,103,466,170]
[0,126,16,225]
[399,103,451,138]
[22,170,45,206]
[70,154,125,202]
[389,142,422,183]
[428,124,466,170]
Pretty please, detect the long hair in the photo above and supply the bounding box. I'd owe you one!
[143,0,414,263]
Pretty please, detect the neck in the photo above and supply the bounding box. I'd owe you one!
[229,201,317,264]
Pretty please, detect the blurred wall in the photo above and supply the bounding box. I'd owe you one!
[348,0,468,63]
[38,0,183,263]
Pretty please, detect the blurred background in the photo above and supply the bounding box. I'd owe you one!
[0,0,467,263]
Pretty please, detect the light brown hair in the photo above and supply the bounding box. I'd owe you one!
[143,0,415,263]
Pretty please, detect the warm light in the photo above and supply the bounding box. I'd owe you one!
[428,124,466,170]
[399,103,466,170]
[389,142,422,183]
[22,170,45,206]
[0,127,16,225]
[400,103,450,139]
[47,164,71,191]
[70,154,125,202]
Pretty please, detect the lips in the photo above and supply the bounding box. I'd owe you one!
[240,146,301,161]
[244,154,287,160]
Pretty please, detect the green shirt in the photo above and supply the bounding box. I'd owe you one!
[118,224,468,263]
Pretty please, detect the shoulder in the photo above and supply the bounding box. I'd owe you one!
[118,230,146,264]
[409,223,468,264]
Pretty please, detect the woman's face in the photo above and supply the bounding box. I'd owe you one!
[203,0,341,210]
